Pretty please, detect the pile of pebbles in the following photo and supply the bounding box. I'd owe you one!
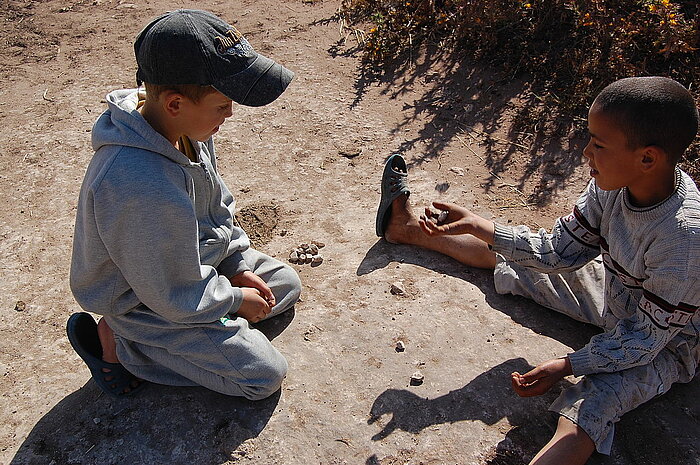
[289,241,325,266]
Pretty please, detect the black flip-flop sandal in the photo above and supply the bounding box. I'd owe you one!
[375,154,411,237]
[66,312,145,397]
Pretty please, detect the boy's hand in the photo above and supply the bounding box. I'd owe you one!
[419,201,496,245]
[419,201,472,236]
[236,288,272,323]
[511,357,573,397]
[229,270,276,307]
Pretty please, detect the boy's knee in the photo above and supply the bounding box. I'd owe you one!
[289,271,302,302]
[282,264,302,299]
[273,264,302,309]
[238,353,288,401]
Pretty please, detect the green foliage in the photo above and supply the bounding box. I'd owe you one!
[337,0,700,180]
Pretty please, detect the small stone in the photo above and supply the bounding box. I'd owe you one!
[299,243,310,250]
[449,166,465,176]
[395,341,406,352]
[338,146,362,158]
[14,301,26,312]
[298,253,307,262]
[410,371,424,386]
[437,210,448,223]
[309,244,319,255]
[311,254,323,265]
[304,254,313,264]
[93,417,101,424]
[311,240,325,248]
[390,282,406,296]
[289,250,299,263]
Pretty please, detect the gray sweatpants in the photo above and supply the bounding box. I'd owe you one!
[494,257,692,454]
[110,248,301,400]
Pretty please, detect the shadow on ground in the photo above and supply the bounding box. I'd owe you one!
[332,39,589,207]
[358,240,599,349]
[359,240,700,465]
[10,386,280,465]
[11,311,294,465]
[367,357,563,465]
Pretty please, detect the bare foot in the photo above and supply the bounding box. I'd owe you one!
[97,318,119,363]
[384,194,423,245]
[97,318,141,392]
[383,194,497,269]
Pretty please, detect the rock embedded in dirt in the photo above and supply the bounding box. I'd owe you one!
[14,301,26,312]
[289,250,299,263]
[395,340,406,352]
[390,282,406,296]
[410,371,424,386]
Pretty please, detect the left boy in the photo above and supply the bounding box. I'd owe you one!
[68,10,301,400]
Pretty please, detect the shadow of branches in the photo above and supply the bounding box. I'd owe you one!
[345,42,588,207]
[334,0,700,201]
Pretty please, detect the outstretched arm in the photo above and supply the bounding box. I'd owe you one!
[511,357,573,397]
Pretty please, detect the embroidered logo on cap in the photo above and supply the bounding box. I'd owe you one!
[214,28,252,56]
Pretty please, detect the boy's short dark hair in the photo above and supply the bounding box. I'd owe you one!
[592,76,699,163]
[143,82,218,103]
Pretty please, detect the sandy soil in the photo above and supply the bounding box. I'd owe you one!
[1,1,699,464]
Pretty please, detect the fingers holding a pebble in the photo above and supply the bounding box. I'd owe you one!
[420,212,450,236]
[419,201,473,236]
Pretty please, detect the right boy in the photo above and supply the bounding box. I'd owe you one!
[68,10,300,400]
[375,76,700,464]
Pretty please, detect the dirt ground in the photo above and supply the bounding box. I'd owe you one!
[1,0,699,464]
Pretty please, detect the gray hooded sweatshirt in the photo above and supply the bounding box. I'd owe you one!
[70,89,250,329]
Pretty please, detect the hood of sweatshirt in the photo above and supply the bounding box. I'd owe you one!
[92,88,192,166]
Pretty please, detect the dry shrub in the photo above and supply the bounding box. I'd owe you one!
[337,0,700,181]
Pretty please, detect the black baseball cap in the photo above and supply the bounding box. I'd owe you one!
[134,9,294,107]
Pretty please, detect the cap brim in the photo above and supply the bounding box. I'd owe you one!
[215,54,294,107]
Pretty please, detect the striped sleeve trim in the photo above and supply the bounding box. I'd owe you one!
[559,206,601,249]
[639,290,698,329]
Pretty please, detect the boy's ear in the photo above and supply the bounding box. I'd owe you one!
[639,145,666,173]
[162,91,184,117]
